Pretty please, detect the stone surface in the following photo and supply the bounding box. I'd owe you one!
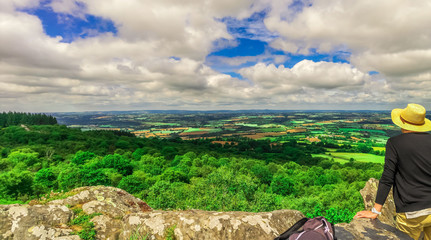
[0,204,74,240]
[119,209,304,240]
[48,186,152,217]
[92,215,122,240]
[335,218,412,240]
[359,178,397,226]
[0,181,416,240]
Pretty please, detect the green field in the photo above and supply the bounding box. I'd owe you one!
[315,122,334,125]
[259,127,285,132]
[290,120,305,124]
[235,123,259,127]
[372,147,385,151]
[143,122,181,126]
[184,128,205,132]
[151,130,181,134]
[339,128,387,135]
[313,152,384,164]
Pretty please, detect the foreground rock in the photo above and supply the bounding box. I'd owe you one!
[333,178,412,240]
[120,209,304,240]
[359,178,397,226]
[0,180,414,239]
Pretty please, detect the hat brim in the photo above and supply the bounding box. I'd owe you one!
[391,108,431,132]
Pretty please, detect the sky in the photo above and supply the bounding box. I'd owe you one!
[1,0,431,112]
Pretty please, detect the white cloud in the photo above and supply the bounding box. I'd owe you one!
[50,0,86,19]
[50,0,254,60]
[2,0,431,111]
[352,50,431,78]
[240,60,368,90]
[0,11,74,70]
[256,0,431,108]
[265,0,431,54]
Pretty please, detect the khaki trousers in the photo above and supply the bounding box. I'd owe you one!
[396,213,431,240]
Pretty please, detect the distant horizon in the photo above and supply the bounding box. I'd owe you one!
[45,108,393,114]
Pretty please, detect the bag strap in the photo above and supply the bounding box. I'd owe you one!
[318,217,337,240]
[274,218,309,240]
[330,220,337,240]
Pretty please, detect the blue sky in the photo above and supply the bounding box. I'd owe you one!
[1,0,431,112]
[20,2,117,43]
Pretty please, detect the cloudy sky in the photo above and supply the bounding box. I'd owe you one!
[1,0,431,112]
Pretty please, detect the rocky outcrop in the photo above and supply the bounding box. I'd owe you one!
[0,180,415,239]
[0,204,76,240]
[120,209,304,240]
[359,178,397,226]
[334,178,413,240]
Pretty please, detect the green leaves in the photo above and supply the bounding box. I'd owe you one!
[306,204,356,224]
[71,151,96,165]
[98,154,133,176]
[0,169,33,199]
[270,174,297,196]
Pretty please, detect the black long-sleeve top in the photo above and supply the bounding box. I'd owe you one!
[376,132,431,213]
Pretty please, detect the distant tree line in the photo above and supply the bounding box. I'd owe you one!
[0,112,57,127]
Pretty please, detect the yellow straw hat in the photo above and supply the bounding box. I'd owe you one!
[391,103,431,132]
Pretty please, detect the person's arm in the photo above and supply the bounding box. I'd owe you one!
[355,139,397,219]
[375,139,398,205]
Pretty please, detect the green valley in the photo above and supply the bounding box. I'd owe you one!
[0,110,403,224]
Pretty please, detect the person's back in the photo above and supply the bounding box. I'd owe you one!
[355,103,431,240]
[382,132,431,213]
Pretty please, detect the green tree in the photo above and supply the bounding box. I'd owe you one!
[251,164,273,185]
[34,168,56,189]
[7,148,39,166]
[0,169,33,199]
[58,166,83,191]
[118,171,151,194]
[160,168,189,183]
[98,154,133,176]
[71,151,96,165]
[270,174,297,196]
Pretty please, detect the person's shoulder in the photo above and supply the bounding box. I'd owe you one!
[389,132,431,141]
[388,133,404,141]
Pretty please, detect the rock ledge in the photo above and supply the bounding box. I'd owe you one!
[0,180,413,240]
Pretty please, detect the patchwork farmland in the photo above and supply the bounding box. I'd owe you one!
[54,110,402,164]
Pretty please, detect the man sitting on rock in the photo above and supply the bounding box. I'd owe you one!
[355,103,431,240]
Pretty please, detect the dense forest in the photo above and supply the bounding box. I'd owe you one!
[0,115,383,224]
[0,112,57,127]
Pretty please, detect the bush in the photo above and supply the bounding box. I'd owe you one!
[71,151,95,165]
[33,168,57,194]
[270,174,297,196]
[118,173,151,194]
[98,154,133,176]
[0,169,34,198]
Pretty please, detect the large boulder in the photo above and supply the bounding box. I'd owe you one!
[120,209,304,240]
[0,186,152,240]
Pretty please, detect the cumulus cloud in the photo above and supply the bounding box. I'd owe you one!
[265,0,431,54]
[48,0,255,60]
[240,60,368,90]
[255,0,431,107]
[1,0,431,111]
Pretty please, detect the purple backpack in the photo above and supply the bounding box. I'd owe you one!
[274,217,336,240]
